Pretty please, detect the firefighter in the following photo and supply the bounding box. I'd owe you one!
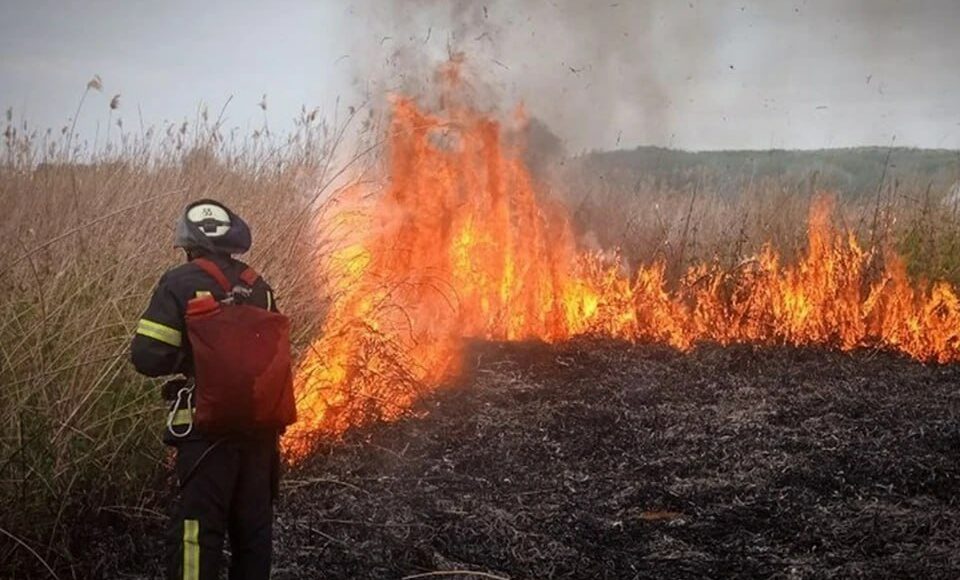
[131,199,281,580]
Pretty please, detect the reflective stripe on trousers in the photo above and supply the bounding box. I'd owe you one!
[183,519,200,580]
[167,437,276,579]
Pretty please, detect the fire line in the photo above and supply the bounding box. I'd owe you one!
[283,85,960,458]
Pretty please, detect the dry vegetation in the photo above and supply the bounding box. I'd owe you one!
[0,95,375,576]
[561,156,960,286]
[2,92,959,577]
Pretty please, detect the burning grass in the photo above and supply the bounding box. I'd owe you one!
[285,86,960,459]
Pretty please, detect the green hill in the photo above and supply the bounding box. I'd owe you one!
[572,146,960,198]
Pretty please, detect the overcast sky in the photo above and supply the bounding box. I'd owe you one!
[2,0,958,151]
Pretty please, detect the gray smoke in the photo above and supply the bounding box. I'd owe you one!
[344,0,720,151]
[342,0,960,152]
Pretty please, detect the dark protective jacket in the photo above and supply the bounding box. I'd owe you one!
[132,254,278,379]
[133,253,282,579]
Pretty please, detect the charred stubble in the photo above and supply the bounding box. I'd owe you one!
[247,342,958,578]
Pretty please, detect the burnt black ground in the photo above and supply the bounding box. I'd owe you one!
[81,341,960,578]
[274,341,960,580]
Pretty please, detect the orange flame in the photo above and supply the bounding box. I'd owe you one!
[284,89,960,456]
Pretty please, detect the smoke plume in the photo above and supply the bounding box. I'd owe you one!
[342,0,960,151]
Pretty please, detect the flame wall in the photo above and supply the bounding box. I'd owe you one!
[285,94,960,456]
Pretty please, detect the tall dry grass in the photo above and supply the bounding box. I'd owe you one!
[560,157,960,286]
[1,88,958,576]
[0,92,382,576]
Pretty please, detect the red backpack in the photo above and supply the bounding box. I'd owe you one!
[185,258,296,433]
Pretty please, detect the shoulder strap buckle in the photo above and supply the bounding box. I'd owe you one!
[193,258,260,304]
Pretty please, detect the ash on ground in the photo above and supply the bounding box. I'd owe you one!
[271,340,960,579]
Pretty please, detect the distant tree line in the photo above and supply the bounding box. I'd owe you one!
[572,146,960,199]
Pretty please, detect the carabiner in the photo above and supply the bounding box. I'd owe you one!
[166,385,195,438]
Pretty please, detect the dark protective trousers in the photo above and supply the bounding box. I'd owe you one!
[166,434,279,580]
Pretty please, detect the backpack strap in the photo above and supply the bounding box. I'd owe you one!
[193,258,260,293]
[192,258,232,293]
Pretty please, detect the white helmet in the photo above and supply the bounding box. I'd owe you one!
[186,203,231,238]
[175,199,251,254]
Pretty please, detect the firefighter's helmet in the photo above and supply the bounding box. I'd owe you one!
[185,203,231,238]
[174,199,252,255]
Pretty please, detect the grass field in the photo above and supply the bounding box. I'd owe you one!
[2,102,959,577]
